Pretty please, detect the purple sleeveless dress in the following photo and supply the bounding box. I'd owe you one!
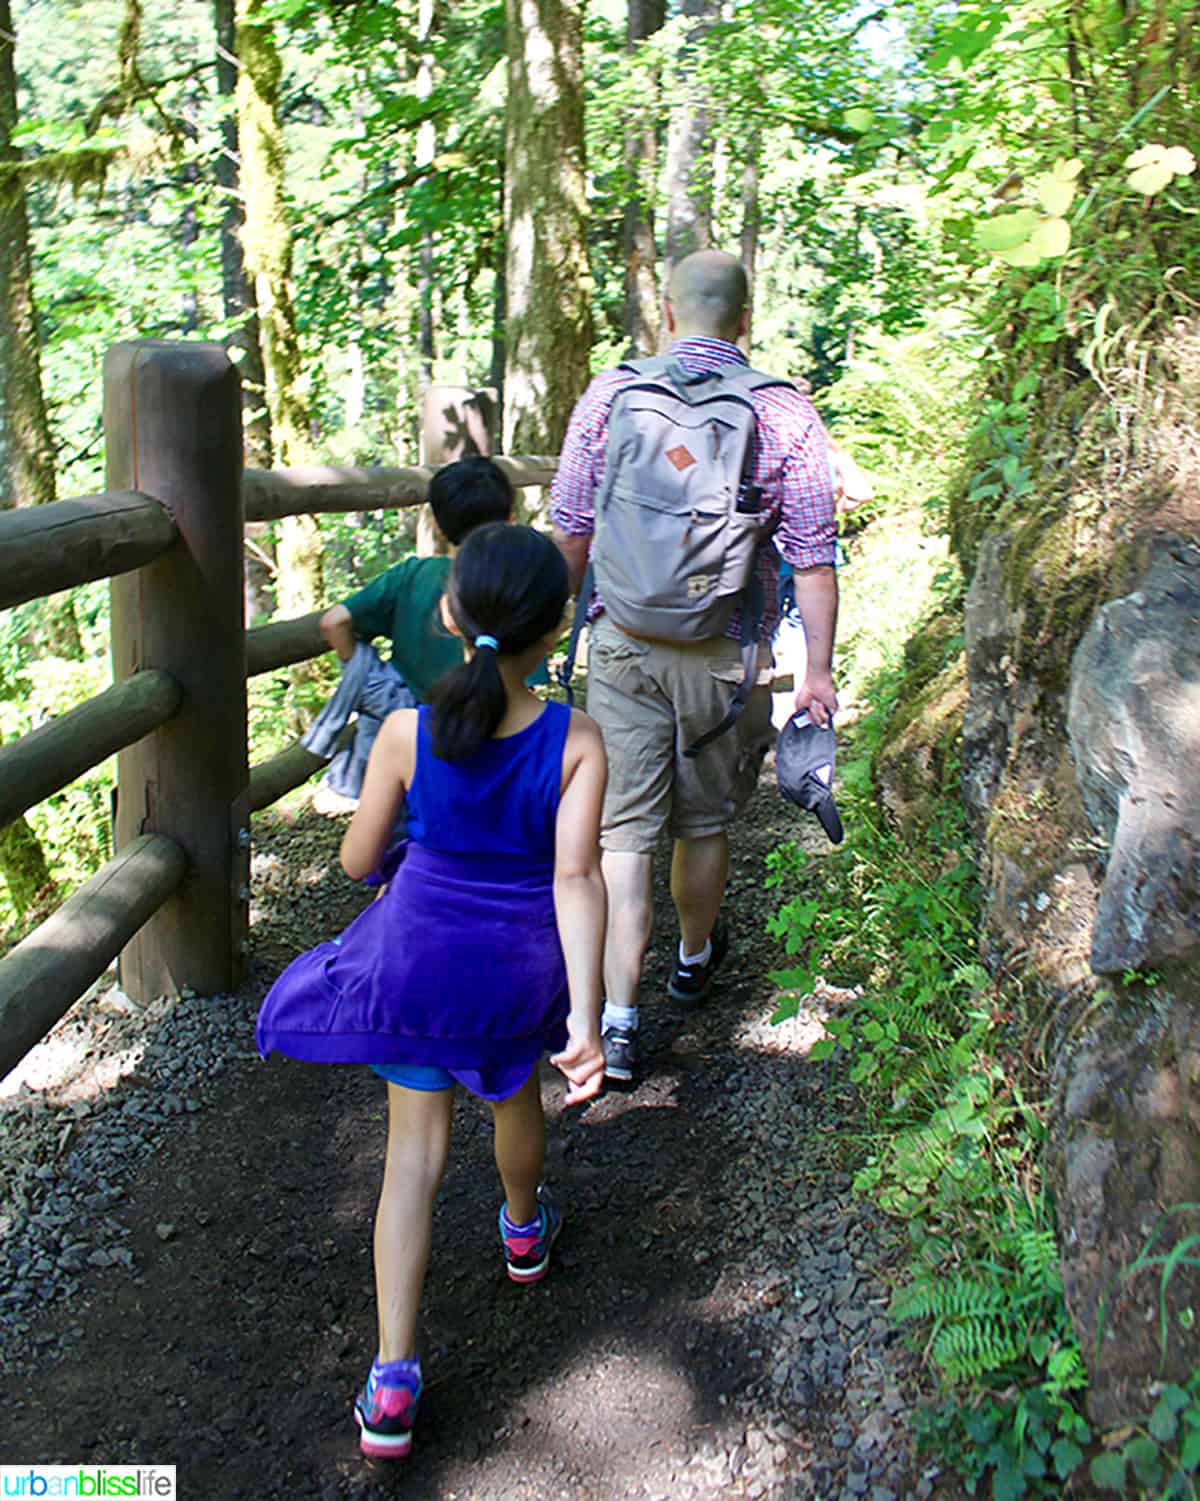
[255,702,571,1098]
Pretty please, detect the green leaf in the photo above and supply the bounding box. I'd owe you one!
[1150,1398,1180,1443]
[863,1019,886,1043]
[1029,217,1071,258]
[1128,161,1174,195]
[770,995,800,1025]
[995,241,1042,268]
[845,107,874,132]
[1126,143,1164,168]
[1179,1427,1200,1469]
[1089,1451,1127,1491]
[975,210,1038,252]
[769,965,816,990]
[1000,455,1024,485]
[991,1456,1026,1501]
[1022,1446,1047,1477]
[1128,1435,1163,1487]
[965,1408,1000,1444]
[1033,174,1076,216]
[808,1038,837,1061]
[1051,1439,1083,1478]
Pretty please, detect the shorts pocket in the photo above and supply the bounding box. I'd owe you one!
[590,625,650,669]
[707,650,774,688]
[706,659,744,687]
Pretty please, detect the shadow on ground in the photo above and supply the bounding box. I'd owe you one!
[0,776,949,1500]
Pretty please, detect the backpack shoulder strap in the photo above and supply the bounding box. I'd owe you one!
[617,355,672,379]
[715,364,797,397]
[618,354,726,402]
[623,357,797,404]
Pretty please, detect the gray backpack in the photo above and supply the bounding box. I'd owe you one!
[561,355,794,753]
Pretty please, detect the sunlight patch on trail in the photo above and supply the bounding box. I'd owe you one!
[733,978,861,1060]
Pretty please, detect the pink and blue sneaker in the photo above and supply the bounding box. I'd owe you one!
[355,1355,422,1460]
[498,1186,562,1283]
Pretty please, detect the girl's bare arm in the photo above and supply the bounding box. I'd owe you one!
[550,711,608,1105]
[339,710,417,880]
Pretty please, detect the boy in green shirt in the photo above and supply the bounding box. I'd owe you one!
[319,456,515,695]
[306,458,516,811]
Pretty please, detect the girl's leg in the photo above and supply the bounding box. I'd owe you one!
[373,1081,455,1362]
[489,1070,545,1224]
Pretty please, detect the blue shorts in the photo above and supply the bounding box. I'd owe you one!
[372,1063,455,1091]
[370,1060,536,1101]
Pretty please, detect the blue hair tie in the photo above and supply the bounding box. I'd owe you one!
[474,634,500,652]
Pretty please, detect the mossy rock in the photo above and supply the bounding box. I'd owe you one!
[1051,975,1200,1426]
[874,651,967,837]
[898,606,965,693]
[1003,508,1112,699]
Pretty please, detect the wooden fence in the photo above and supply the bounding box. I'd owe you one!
[0,339,557,1080]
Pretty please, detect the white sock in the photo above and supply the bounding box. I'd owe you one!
[602,1003,638,1033]
[679,937,712,967]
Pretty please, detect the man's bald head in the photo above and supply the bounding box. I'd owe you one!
[666,251,749,341]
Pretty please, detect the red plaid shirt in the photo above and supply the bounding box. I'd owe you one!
[549,336,837,640]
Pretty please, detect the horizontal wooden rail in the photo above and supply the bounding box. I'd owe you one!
[0,670,183,833]
[0,833,188,1081]
[248,723,357,814]
[0,492,177,612]
[243,455,559,522]
[246,611,326,677]
[248,742,329,813]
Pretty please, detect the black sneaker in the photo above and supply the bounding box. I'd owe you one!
[668,920,729,1003]
[602,1026,638,1084]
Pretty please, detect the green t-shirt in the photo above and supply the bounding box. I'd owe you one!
[343,555,462,703]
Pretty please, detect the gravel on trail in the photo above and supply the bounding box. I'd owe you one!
[0,771,954,1501]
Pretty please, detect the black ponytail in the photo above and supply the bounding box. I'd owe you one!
[428,524,569,761]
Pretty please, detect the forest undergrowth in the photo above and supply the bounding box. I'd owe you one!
[770,675,1089,1501]
[769,511,1200,1501]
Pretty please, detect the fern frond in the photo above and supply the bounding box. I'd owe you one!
[893,1275,1006,1323]
[931,1315,1023,1383]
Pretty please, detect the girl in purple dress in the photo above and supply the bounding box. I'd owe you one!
[256,524,607,1461]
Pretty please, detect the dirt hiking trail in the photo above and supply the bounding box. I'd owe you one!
[1,773,954,1500]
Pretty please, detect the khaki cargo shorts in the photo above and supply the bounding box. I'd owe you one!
[586,615,774,854]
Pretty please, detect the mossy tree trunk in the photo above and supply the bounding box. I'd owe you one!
[0,812,54,919]
[663,0,717,269]
[502,0,593,458]
[415,0,437,388]
[0,708,55,917]
[236,0,323,722]
[0,3,63,913]
[739,132,760,352]
[234,0,310,468]
[489,186,507,429]
[622,0,665,357]
[216,0,274,624]
[0,0,55,511]
[215,0,271,471]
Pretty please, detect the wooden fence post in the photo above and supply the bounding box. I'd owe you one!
[419,384,498,465]
[416,385,498,555]
[105,341,249,1001]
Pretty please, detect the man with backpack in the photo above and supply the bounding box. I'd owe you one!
[550,249,838,1086]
